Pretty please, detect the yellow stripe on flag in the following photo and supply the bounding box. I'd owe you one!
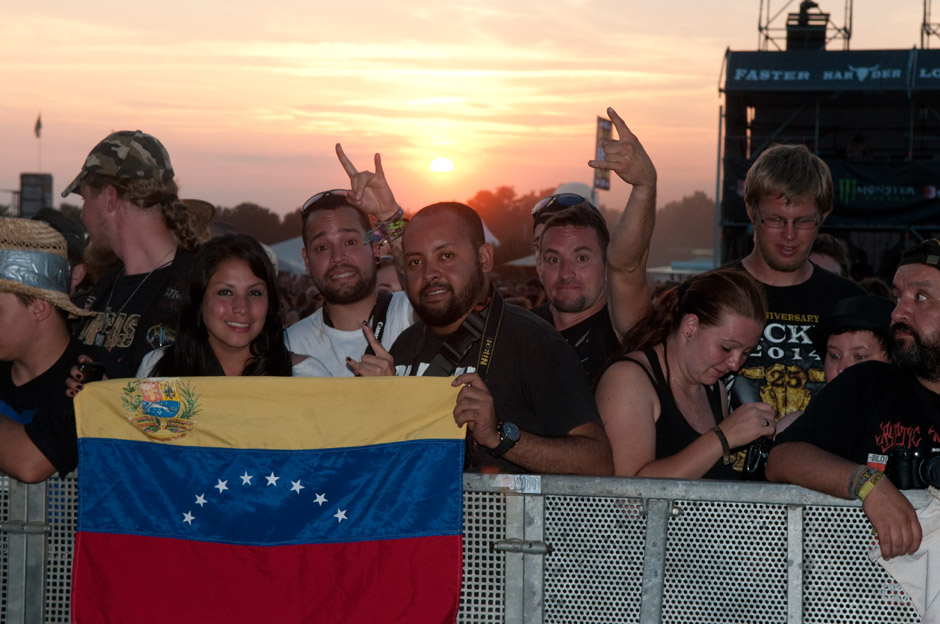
[75,377,464,449]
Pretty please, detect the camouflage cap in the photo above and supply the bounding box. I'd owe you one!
[61,130,174,198]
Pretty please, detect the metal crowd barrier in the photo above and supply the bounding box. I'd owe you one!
[0,473,931,623]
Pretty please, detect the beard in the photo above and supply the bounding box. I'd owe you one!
[314,264,377,305]
[550,293,590,314]
[413,268,485,329]
[753,232,807,273]
[889,322,940,381]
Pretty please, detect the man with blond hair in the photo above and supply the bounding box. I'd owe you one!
[62,130,198,379]
[727,144,864,430]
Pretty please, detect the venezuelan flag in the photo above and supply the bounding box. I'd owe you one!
[73,377,464,623]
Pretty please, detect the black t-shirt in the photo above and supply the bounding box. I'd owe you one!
[775,361,940,470]
[726,261,865,420]
[533,303,620,382]
[73,249,193,379]
[0,340,87,476]
[390,300,601,474]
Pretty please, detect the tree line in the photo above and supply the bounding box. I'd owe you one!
[49,188,716,267]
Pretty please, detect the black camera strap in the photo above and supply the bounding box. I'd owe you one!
[363,290,393,356]
[416,290,505,380]
[322,290,394,356]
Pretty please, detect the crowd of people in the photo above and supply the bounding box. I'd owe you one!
[1,105,937,561]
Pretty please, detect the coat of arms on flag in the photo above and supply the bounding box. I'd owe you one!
[74,377,465,623]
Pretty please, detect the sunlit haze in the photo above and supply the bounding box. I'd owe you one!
[0,1,927,218]
[430,157,455,173]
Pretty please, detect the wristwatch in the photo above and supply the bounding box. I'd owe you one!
[488,421,521,458]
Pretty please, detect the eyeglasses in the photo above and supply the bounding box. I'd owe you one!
[756,210,821,230]
[531,193,599,225]
[301,189,348,218]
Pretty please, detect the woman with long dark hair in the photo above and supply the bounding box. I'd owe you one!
[595,268,775,479]
[137,234,327,377]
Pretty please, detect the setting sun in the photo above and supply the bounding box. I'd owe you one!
[429,157,454,172]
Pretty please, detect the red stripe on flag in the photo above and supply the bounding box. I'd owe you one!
[72,532,463,623]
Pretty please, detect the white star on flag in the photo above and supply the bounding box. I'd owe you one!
[290,480,305,494]
[195,494,207,507]
[240,471,253,485]
[334,509,347,523]
[183,511,195,525]
[265,472,279,486]
[314,493,327,506]
[214,479,228,493]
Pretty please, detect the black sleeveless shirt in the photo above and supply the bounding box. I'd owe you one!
[619,346,740,480]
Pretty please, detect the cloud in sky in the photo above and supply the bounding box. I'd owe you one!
[0,0,927,220]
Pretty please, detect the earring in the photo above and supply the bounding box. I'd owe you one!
[685,332,692,340]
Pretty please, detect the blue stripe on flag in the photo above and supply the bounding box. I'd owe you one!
[78,437,463,546]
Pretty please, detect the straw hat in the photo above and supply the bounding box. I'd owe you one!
[0,218,94,317]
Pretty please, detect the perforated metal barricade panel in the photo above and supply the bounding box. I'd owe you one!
[543,495,647,623]
[662,500,788,624]
[0,474,10,623]
[802,505,919,623]
[43,475,77,624]
[0,473,928,623]
[459,490,507,623]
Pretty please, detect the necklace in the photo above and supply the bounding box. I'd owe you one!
[94,248,176,348]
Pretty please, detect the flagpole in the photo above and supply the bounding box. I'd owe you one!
[35,112,42,172]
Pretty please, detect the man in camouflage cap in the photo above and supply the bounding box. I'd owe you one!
[61,130,176,198]
[62,130,197,379]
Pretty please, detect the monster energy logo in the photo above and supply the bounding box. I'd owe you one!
[838,178,857,204]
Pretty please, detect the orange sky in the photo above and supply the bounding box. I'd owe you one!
[0,1,928,220]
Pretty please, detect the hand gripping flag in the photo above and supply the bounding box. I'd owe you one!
[73,376,464,623]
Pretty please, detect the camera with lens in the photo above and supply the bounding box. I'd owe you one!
[885,446,940,489]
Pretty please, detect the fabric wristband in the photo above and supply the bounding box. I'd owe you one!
[857,470,886,502]
[847,464,869,499]
[366,208,405,246]
[712,426,731,465]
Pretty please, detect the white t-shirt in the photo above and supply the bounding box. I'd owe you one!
[136,346,331,377]
[285,290,414,377]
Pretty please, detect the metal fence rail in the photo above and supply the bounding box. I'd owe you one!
[0,473,930,623]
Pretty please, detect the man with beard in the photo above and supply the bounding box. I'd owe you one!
[531,109,655,379]
[286,146,414,376]
[727,144,864,427]
[766,239,940,560]
[63,130,198,379]
[383,202,613,475]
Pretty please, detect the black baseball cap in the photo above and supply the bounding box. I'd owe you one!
[810,295,894,355]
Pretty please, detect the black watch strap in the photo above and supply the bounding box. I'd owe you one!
[488,422,520,458]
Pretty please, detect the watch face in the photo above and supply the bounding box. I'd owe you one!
[502,421,521,442]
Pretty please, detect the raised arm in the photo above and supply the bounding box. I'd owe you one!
[589,107,656,337]
[767,441,922,559]
[335,143,401,221]
[335,144,406,278]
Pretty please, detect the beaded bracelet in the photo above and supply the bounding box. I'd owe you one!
[366,208,406,247]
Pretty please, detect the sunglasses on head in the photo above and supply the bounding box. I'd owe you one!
[531,193,598,223]
[301,189,348,218]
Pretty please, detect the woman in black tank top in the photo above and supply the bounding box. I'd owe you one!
[595,268,776,479]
